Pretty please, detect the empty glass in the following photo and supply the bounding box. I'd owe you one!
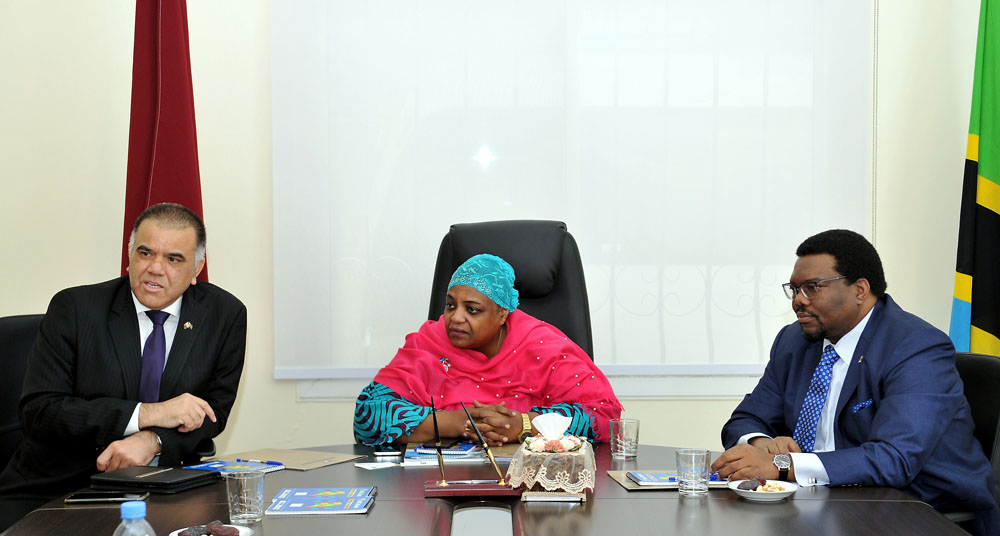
[225,468,265,523]
[610,418,640,460]
[676,448,710,496]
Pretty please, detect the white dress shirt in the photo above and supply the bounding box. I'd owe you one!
[739,306,874,487]
[123,292,184,436]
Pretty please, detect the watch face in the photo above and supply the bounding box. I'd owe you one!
[773,454,791,469]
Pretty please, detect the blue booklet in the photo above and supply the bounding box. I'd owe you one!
[401,443,486,466]
[183,459,285,474]
[265,487,377,516]
[626,471,727,488]
[413,441,479,456]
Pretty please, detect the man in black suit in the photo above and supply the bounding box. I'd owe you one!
[0,203,247,530]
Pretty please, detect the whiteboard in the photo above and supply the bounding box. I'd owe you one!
[272,0,873,380]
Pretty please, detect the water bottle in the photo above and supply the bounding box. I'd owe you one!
[112,500,156,536]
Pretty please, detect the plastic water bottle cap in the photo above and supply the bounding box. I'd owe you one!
[120,500,147,520]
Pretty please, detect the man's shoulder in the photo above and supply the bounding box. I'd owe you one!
[51,276,128,304]
[184,281,246,311]
[770,322,811,353]
[873,295,948,341]
[862,295,954,366]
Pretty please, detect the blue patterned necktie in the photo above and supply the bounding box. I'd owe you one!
[792,344,840,453]
[139,310,169,402]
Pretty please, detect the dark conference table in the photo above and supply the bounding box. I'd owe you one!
[6,444,966,536]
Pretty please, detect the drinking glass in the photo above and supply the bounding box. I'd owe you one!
[225,469,265,523]
[676,448,710,496]
[609,418,640,460]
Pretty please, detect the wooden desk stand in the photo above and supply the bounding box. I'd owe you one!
[423,479,523,498]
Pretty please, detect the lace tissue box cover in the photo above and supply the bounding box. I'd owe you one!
[505,414,596,494]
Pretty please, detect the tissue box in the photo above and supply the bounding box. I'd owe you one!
[505,437,595,493]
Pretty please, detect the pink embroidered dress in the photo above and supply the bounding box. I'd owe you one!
[354,310,622,446]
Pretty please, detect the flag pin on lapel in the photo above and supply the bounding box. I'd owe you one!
[183,322,193,330]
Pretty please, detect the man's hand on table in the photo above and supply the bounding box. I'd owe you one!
[96,430,160,471]
[711,443,795,482]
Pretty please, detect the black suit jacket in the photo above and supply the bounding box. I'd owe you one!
[0,276,246,500]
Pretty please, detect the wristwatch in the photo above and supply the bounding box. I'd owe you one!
[773,453,791,481]
[517,414,533,442]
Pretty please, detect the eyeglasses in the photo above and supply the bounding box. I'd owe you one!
[782,276,847,300]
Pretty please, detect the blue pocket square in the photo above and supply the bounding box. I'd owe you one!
[852,399,873,413]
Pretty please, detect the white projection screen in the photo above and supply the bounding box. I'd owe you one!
[272,0,873,388]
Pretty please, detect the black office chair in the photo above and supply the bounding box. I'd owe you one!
[0,314,43,470]
[427,220,594,358]
[955,351,1000,507]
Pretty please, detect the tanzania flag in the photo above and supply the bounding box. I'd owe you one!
[951,0,1000,357]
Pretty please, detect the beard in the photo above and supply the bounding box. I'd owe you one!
[796,306,826,342]
[800,325,825,343]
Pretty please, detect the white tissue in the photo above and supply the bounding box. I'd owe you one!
[531,413,572,440]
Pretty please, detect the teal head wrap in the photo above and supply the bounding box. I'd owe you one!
[447,254,520,311]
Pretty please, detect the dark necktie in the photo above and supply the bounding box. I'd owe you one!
[139,310,170,403]
[792,344,840,452]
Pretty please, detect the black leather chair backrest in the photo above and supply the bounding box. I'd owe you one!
[955,351,1000,506]
[0,314,43,469]
[427,220,594,358]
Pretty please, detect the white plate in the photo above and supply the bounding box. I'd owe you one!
[727,479,798,502]
[168,525,253,536]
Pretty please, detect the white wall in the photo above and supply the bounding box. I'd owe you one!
[0,0,980,454]
[873,1,979,328]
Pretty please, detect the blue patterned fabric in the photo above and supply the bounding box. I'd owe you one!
[851,398,874,413]
[448,253,519,311]
[531,402,597,440]
[354,382,431,445]
[792,344,840,452]
[353,382,596,445]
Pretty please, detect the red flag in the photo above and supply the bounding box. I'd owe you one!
[121,0,208,281]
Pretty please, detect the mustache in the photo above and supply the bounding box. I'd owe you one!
[796,305,823,342]
[794,302,818,316]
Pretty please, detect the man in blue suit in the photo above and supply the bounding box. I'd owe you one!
[712,230,998,535]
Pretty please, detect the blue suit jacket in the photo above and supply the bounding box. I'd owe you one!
[723,295,998,527]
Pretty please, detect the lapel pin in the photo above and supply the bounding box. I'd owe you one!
[858,355,864,363]
[183,322,193,330]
